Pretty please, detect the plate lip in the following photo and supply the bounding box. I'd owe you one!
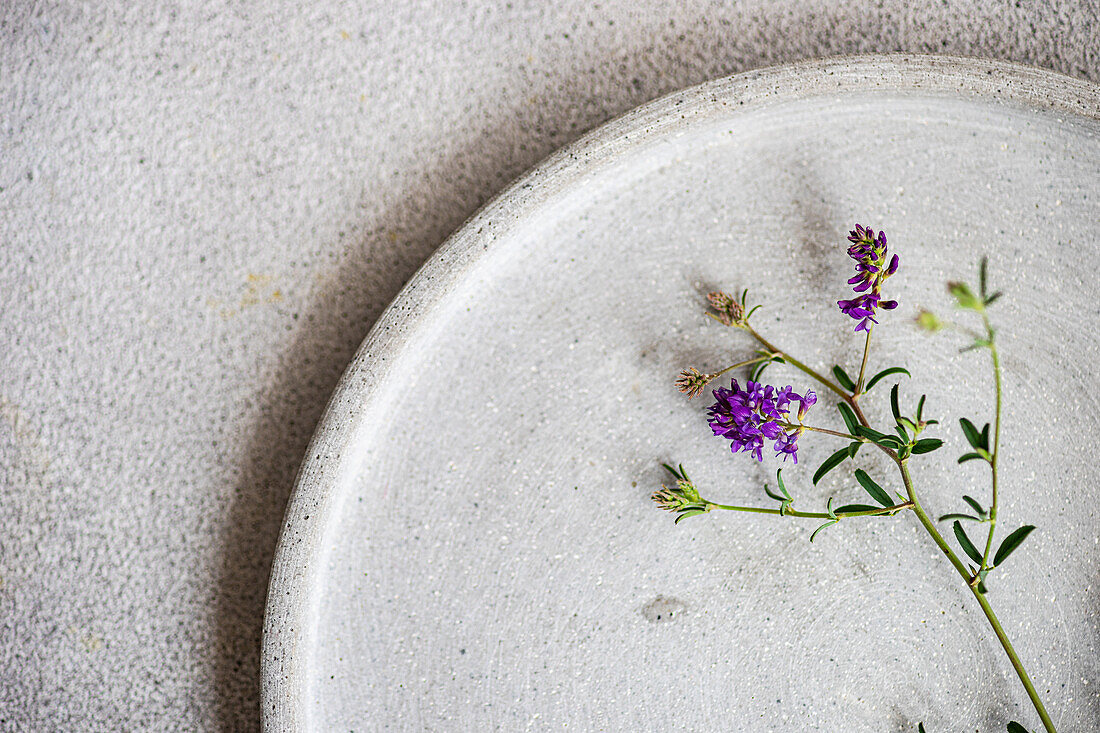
[260,53,1100,731]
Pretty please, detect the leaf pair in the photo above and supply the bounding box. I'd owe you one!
[958,417,993,463]
[832,364,910,394]
[952,519,1036,575]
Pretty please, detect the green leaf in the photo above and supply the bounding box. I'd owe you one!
[836,402,860,435]
[813,447,851,485]
[749,359,769,382]
[994,525,1036,567]
[854,469,893,507]
[911,438,944,454]
[985,291,1003,306]
[864,366,911,393]
[826,497,837,520]
[919,723,927,733]
[832,365,856,392]
[674,509,705,524]
[661,463,683,480]
[846,441,861,459]
[745,304,763,320]
[1006,722,1031,733]
[855,425,889,442]
[980,423,991,449]
[890,383,902,421]
[809,519,837,543]
[833,503,880,513]
[979,256,989,298]
[763,484,786,503]
[897,416,919,434]
[959,418,982,449]
[775,469,791,500]
[939,513,981,522]
[957,452,985,464]
[916,394,927,420]
[894,423,910,442]
[953,520,984,565]
[961,495,985,516]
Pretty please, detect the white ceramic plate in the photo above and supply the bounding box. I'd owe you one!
[262,56,1100,731]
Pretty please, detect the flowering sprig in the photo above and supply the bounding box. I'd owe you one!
[837,224,899,332]
[653,228,1053,733]
[706,380,816,463]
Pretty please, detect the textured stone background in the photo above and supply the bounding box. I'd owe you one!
[0,1,1097,730]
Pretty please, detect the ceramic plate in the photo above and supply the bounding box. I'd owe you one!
[262,56,1100,731]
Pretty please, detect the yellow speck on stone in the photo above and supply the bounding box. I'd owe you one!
[387,231,398,243]
[340,30,350,40]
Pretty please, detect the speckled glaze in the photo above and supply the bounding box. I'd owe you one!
[262,56,1100,731]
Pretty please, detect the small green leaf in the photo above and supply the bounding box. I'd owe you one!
[846,441,861,459]
[826,497,837,520]
[953,520,984,565]
[745,304,763,320]
[895,423,910,442]
[833,503,880,513]
[763,484,785,503]
[980,423,991,449]
[919,723,927,733]
[775,469,792,500]
[890,383,902,421]
[957,452,985,464]
[916,394,927,420]
[813,447,851,485]
[961,495,985,516]
[679,464,690,481]
[979,256,989,298]
[911,438,944,454]
[661,463,683,480]
[864,366,911,393]
[832,365,856,392]
[854,469,893,507]
[1006,722,1031,733]
[898,416,919,434]
[855,425,889,442]
[809,519,837,543]
[959,418,982,449]
[836,402,860,435]
[994,525,1037,567]
[674,509,705,524]
[984,291,1003,306]
[939,513,981,522]
[749,359,769,382]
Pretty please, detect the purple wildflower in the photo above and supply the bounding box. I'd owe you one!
[707,380,815,463]
[838,224,899,331]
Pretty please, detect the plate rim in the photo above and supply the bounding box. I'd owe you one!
[260,53,1100,731]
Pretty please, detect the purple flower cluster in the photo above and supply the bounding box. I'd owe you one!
[707,380,817,463]
[837,224,900,332]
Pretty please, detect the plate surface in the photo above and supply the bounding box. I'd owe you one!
[263,56,1100,731]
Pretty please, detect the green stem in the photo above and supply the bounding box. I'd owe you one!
[854,326,873,396]
[708,501,911,519]
[980,317,1001,571]
[744,325,848,401]
[778,421,860,441]
[898,460,1055,732]
[713,355,771,379]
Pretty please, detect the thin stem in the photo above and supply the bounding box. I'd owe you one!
[708,501,912,519]
[980,316,1001,571]
[712,355,771,379]
[778,421,860,442]
[854,326,873,396]
[971,588,1056,733]
[898,460,1055,732]
[743,324,848,401]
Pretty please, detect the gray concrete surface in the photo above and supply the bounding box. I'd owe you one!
[0,1,1097,730]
